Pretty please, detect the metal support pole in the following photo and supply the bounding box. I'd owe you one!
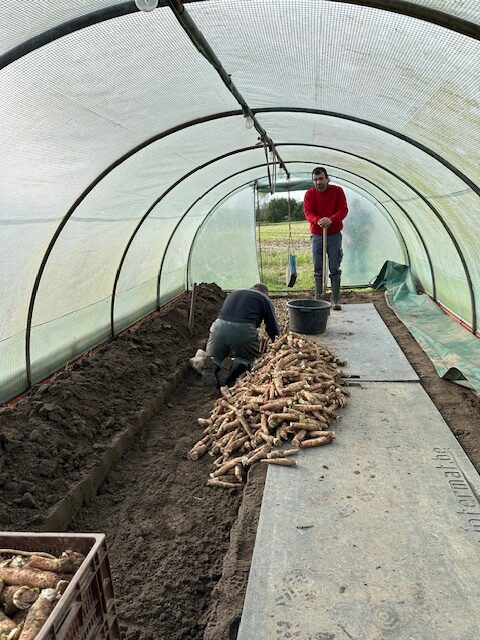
[188,283,197,336]
[166,0,289,179]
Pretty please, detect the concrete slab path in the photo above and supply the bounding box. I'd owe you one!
[314,303,418,381]
[237,304,480,640]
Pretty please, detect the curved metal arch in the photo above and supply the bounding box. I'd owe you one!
[184,166,411,292]
[23,110,239,386]
[1,0,477,72]
[254,109,480,195]
[24,110,477,384]
[116,147,420,329]
[328,1,480,38]
[180,181,262,297]
[0,3,137,71]
[161,163,409,300]
[1,22,475,195]
[110,145,265,335]
[1,3,477,195]
[120,145,437,337]
[132,146,434,320]
[184,162,419,295]
[276,143,477,330]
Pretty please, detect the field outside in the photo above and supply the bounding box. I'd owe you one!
[256,220,315,291]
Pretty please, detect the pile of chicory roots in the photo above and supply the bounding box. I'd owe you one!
[188,332,350,488]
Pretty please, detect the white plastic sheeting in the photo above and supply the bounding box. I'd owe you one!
[1,0,478,60]
[189,0,479,182]
[190,187,260,291]
[0,0,478,402]
[0,1,121,54]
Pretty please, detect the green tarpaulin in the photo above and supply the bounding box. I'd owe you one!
[373,261,480,396]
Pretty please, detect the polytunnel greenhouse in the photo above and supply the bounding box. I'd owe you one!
[0,1,479,639]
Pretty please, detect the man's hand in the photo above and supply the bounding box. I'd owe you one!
[317,217,332,229]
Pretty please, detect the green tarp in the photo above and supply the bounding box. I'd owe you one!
[373,261,480,396]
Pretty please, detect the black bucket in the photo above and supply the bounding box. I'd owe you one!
[287,299,331,334]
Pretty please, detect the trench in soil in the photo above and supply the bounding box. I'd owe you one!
[1,286,479,640]
[69,369,268,640]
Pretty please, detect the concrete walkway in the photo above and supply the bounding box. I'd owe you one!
[237,304,480,640]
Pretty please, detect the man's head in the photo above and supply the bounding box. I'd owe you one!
[312,167,329,192]
[252,283,269,295]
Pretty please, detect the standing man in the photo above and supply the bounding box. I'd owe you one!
[207,283,280,385]
[303,167,348,309]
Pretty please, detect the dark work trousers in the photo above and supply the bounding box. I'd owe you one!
[206,318,260,368]
[312,231,343,280]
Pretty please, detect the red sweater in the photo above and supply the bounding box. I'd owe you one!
[303,185,348,236]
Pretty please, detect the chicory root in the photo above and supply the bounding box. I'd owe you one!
[0,551,55,561]
[260,458,297,467]
[300,434,335,448]
[211,456,244,477]
[267,449,299,459]
[187,443,209,460]
[0,611,16,635]
[18,588,57,640]
[207,479,242,489]
[1,587,39,615]
[189,331,348,488]
[58,552,84,572]
[243,443,271,466]
[238,415,253,438]
[291,429,307,448]
[234,465,243,482]
[214,474,238,483]
[289,421,327,431]
[0,569,58,590]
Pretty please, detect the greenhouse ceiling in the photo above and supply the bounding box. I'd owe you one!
[0,0,479,402]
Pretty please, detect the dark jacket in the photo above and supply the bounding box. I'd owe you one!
[218,288,280,341]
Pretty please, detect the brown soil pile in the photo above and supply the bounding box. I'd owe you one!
[0,284,225,531]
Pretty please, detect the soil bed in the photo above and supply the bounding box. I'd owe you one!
[0,284,225,531]
[0,287,478,640]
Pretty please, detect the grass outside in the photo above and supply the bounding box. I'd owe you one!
[256,220,315,291]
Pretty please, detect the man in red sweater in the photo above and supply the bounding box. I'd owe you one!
[303,167,348,309]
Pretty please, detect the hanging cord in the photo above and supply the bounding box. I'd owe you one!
[285,176,297,288]
[287,178,294,255]
[264,142,273,195]
[263,141,279,196]
[255,184,265,282]
[271,147,277,195]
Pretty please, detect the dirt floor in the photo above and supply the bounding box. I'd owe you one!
[1,286,479,640]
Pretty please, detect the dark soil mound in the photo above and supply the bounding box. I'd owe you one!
[0,284,225,530]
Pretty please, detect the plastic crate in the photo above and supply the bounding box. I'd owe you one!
[0,532,121,640]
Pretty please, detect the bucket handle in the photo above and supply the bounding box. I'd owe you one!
[288,303,330,312]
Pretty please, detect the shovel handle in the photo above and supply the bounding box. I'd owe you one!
[321,227,328,295]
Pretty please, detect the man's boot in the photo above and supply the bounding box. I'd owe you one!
[314,277,322,301]
[201,356,218,386]
[330,275,342,310]
[216,357,234,387]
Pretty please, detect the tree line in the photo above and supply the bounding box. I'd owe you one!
[257,197,304,223]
